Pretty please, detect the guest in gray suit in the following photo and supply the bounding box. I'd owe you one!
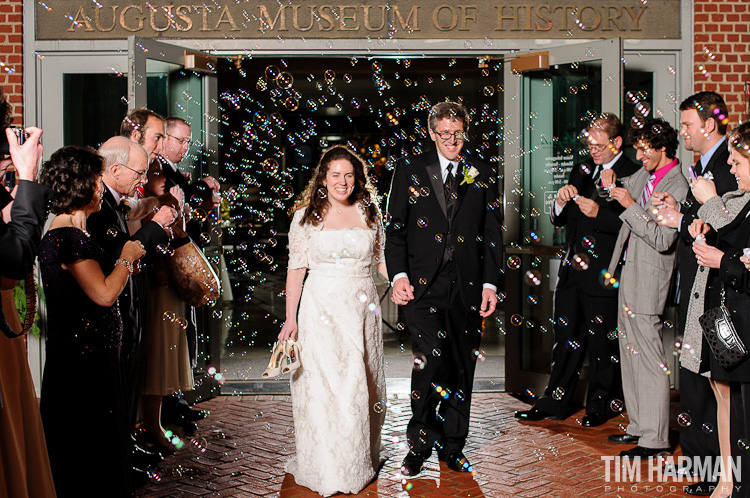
[601,119,689,458]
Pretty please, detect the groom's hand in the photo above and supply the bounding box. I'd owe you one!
[392,277,414,305]
[479,288,497,317]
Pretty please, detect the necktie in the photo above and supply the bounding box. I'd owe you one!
[445,162,458,220]
[591,165,601,183]
[640,174,656,207]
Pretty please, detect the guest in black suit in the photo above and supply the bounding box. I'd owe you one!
[156,116,218,426]
[159,116,220,218]
[653,91,734,492]
[385,102,504,476]
[0,126,49,282]
[86,137,176,454]
[515,113,638,426]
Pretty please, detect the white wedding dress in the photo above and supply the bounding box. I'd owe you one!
[286,206,387,496]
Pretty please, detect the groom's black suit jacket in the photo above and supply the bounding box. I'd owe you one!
[86,187,168,354]
[385,150,504,305]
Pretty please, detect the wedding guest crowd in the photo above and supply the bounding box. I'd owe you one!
[0,92,220,496]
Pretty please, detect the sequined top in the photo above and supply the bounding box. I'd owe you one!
[39,227,123,351]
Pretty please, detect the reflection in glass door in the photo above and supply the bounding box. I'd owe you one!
[503,39,622,397]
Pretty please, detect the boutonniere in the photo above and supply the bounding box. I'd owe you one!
[119,199,132,218]
[460,166,480,185]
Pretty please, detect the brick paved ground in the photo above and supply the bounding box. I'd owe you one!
[137,393,697,498]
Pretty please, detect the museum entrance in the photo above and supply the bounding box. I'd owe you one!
[35,35,683,398]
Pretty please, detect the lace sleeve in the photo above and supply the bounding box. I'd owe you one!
[373,215,385,267]
[288,209,309,270]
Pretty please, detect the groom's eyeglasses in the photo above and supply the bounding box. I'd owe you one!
[433,129,469,142]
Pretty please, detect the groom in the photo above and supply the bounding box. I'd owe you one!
[385,101,504,476]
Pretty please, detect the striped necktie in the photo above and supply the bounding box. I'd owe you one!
[639,173,656,207]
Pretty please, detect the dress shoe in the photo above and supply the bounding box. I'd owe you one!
[608,433,640,444]
[618,446,664,459]
[439,450,473,473]
[181,407,209,422]
[132,442,163,469]
[401,450,430,477]
[684,481,718,496]
[514,408,559,421]
[581,413,609,427]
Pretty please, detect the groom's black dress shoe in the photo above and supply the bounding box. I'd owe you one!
[618,446,663,459]
[439,450,473,473]
[581,413,609,427]
[608,433,640,444]
[401,450,430,477]
[514,408,560,421]
[684,480,718,496]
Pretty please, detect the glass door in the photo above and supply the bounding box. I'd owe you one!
[502,39,623,398]
[129,36,222,399]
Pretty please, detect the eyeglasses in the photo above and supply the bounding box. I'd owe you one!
[166,133,192,146]
[117,163,148,179]
[587,141,613,153]
[433,129,468,142]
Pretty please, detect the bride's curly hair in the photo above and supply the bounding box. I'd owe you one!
[291,145,380,228]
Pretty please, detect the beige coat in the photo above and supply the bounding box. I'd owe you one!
[607,164,689,315]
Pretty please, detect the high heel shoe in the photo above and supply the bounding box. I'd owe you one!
[262,341,286,378]
[282,340,301,374]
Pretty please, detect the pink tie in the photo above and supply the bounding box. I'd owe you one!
[639,174,656,207]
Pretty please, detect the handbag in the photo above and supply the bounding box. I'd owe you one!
[699,286,748,369]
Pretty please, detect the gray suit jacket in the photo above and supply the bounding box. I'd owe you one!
[607,164,689,315]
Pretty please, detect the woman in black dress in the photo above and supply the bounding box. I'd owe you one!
[38,146,144,498]
[690,122,750,498]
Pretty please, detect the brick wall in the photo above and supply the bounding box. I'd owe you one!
[0,0,22,126]
[694,0,750,124]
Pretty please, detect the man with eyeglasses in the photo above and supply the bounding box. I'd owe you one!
[385,101,504,477]
[158,117,221,218]
[86,136,177,478]
[155,116,218,427]
[515,113,638,427]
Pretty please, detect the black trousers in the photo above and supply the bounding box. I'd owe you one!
[404,262,482,453]
[679,367,720,461]
[534,280,621,418]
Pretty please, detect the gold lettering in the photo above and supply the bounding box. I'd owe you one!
[393,6,419,31]
[624,6,646,30]
[363,5,385,31]
[193,5,210,31]
[536,5,553,30]
[338,5,359,30]
[150,5,173,32]
[458,5,478,31]
[120,5,145,32]
[95,6,117,31]
[579,6,601,30]
[556,6,573,31]
[215,6,239,30]
[524,6,533,30]
[433,5,457,31]
[293,5,315,31]
[495,6,519,31]
[67,6,95,32]
[603,7,623,31]
[318,6,335,31]
[175,5,193,31]
[259,5,288,30]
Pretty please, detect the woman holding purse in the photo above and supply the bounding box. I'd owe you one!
[688,121,750,498]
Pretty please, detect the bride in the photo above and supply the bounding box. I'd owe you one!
[277,145,388,496]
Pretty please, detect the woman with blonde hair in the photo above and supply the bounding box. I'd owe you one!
[277,145,388,496]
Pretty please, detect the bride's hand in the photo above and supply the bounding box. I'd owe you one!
[279,319,298,342]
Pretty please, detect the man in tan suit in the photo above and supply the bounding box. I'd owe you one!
[601,118,688,458]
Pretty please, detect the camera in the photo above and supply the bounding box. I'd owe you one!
[0,127,28,156]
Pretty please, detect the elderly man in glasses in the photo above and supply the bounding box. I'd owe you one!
[515,113,638,427]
